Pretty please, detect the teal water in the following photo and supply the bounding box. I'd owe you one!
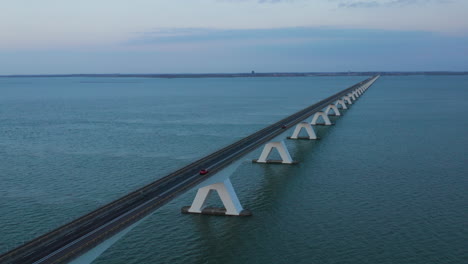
[0,76,467,263]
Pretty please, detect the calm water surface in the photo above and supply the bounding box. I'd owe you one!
[0,76,467,263]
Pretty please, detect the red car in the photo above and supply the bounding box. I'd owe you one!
[199,169,209,175]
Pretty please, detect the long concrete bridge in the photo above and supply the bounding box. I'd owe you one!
[0,75,379,264]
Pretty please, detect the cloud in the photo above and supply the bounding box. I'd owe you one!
[334,0,452,8]
[222,0,451,5]
[2,26,467,74]
[127,27,343,47]
[220,0,452,6]
[338,1,380,8]
[125,26,449,49]
[219,0,297,3]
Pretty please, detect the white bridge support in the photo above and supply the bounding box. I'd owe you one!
[254,140,295,164]
[187,178,245,216]
[335,99,348,110]
[182,159,251,216]
[311,111,333,125]
[348,93,356,101]
[288,122,318,140]
[324,104,341,116]
[343,96,352,105]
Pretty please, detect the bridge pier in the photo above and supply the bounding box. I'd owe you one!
[253,140,297,164]
[324,104,341,116]
[182,178,251,216]
[342,96,352,105]
[348,93,356,101]
[335,99,348,110]
[287,122,318,140]
[182,159,252,216]
[311,111,334,126]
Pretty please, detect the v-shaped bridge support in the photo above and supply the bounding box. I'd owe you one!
[324,104,341,116]
[335,99,348,109]
[182,160,252,216]
[253,140,297,164]
[183,178,251,216]
[288,122,318,140]
[311,111,333,126]
[343,96,353,105]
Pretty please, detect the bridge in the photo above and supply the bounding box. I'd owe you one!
[0,75,379,264]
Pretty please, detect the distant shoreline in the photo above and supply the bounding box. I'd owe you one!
[0,72,467,78]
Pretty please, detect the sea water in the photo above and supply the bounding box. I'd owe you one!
[0,76,466,263]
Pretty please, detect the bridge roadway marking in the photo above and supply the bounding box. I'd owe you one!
[1,76,379,264]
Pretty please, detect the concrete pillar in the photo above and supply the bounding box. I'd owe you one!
[343,96,352,105]
[255,140,294,164]
[187,178,245,216]
[288,122,318,140]
[335,99,348,109]
[324,104,341,116]
[311,111,333,126]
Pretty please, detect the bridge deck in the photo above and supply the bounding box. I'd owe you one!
[0,76,379,264]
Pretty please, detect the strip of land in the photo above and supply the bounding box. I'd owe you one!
[0,71,466,78]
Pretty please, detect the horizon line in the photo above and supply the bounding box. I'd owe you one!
[1,71,468,78]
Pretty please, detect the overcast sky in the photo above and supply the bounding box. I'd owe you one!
[1,0,467,74]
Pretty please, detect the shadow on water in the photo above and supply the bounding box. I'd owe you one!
[183,199,260,263]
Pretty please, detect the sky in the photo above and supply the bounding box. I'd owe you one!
[1,0,467,74]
